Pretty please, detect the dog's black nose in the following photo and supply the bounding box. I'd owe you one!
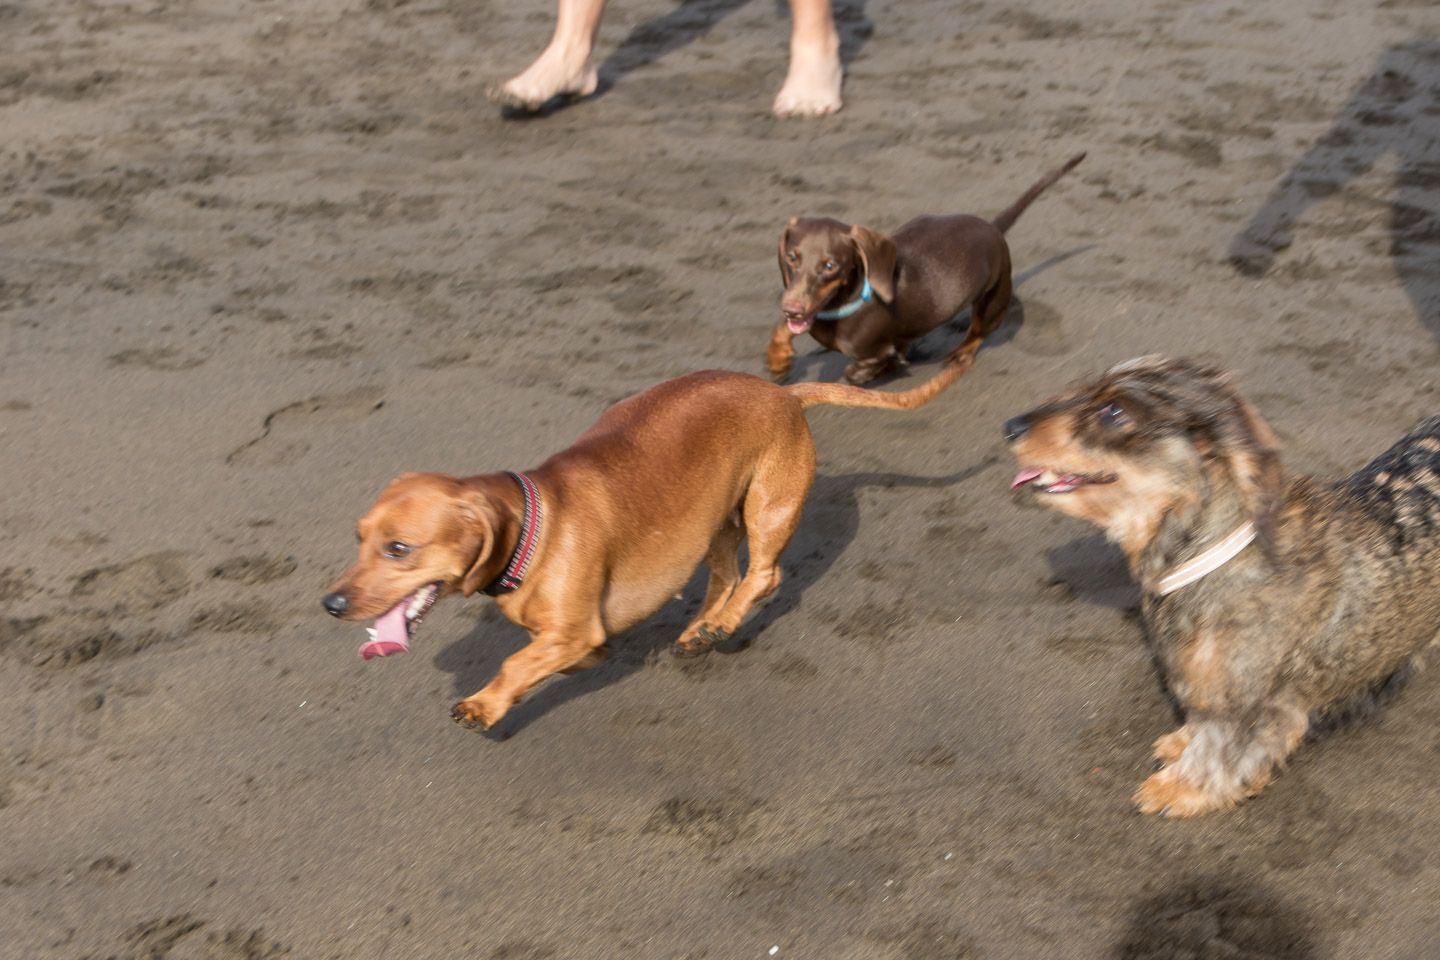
[1003,415,1031,444]
[322,592,349,617]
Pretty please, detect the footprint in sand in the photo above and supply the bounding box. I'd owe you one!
[226,387,383,467]
[107,347,207,371]
[71,551,189,615]
[208,554,296,585]
[111,916,288,960]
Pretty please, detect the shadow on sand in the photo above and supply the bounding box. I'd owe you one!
[1229,41,1440,342]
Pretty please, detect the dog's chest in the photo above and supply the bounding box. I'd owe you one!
[1148,607,1246,713]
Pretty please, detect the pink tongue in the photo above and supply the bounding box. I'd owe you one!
[358,600,411,661]
[1011,467,1044,490]
[787,316,813,335]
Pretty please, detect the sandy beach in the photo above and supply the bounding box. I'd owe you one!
[2,0,1439,956]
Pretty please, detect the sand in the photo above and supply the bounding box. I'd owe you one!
[2,0,1439,956]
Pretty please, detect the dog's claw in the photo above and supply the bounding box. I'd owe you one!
[672,625,731,658]
[697,626,730,648]
[450,700,490,730]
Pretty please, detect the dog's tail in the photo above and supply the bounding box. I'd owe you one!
[990,152,1086,234]
[787,355,973,411]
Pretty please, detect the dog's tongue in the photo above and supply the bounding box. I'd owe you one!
[358,600,411,660]
[786,315,813,335]
[1011,467,1044,490]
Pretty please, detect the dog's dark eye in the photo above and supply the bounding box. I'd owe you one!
[382,541,412,559]
[1097,403,1130,430]
[786,251,799,263]
[822,259,837,272]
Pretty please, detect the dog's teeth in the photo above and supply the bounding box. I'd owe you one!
[366,627,377,639]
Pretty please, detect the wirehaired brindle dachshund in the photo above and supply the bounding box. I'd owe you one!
[323,362,970,730]
[770,152,1085,385]
[1005,356,1440,817]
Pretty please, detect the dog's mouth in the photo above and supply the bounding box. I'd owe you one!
[1011,466,1117,494]
[784,311,815,335]
[358,581,442,660]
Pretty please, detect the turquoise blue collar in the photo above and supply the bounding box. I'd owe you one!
[815,276,872,321]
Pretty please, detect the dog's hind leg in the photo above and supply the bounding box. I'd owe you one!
[684,437,815,651]
[948,271,1012,367]
[673,512,746,656]
[1135,700,1309,817]
[451,618,608,729]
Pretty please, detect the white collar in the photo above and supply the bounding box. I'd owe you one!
[1154,521,1256,596]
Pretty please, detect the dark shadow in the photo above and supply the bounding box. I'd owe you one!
[1012,243,1099,288]
[744,460,993,640]
[1113,878,1316,960]
[431,461,989,738]
[1228,41,1440,342]
[596,0,754,94]
[504,0,874,115]
[1309,659,1415,738]
[1044,530,1178,718]
[1043,530,1138,613]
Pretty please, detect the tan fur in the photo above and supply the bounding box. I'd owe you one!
[325,368,964,729]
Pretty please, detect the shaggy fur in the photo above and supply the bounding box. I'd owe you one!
[1006,356,1440,816]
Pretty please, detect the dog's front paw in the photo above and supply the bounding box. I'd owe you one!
[1134,769,1231,818]
[766,347,795,380]
[1152,728,1191,766]
[672,625,729,658]
[451,697,497,730]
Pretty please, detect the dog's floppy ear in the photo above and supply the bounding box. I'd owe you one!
[457,490,503,596]
[778,217,799,286]
[848,225,897,303]
[1213,388,1284,556]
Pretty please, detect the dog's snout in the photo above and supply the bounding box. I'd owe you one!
[322,591,350,617]
[1004,415,1031,444]
[781,300,807,317]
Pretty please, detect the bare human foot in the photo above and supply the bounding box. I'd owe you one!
[488,0,605,110]
[773,37,842,118]
[488,45,599,111]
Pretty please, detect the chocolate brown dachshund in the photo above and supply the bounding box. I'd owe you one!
[771,152,1085,384]
[323,362,970,730]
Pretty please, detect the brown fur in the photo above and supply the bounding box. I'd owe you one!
[1006,356,1440,816]
[769,153,1085,385]
[324,367,967,730]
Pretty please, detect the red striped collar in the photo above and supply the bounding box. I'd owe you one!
[483,471,542,596]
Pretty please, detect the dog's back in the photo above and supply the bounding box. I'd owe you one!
[1335,416,1440,554]
[1303,416,1440,701]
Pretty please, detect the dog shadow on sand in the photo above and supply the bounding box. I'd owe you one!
[432,460,988,738]
[1045,530,1189,723]
[1229,40,1440,342]
[1112,877,1315,960]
